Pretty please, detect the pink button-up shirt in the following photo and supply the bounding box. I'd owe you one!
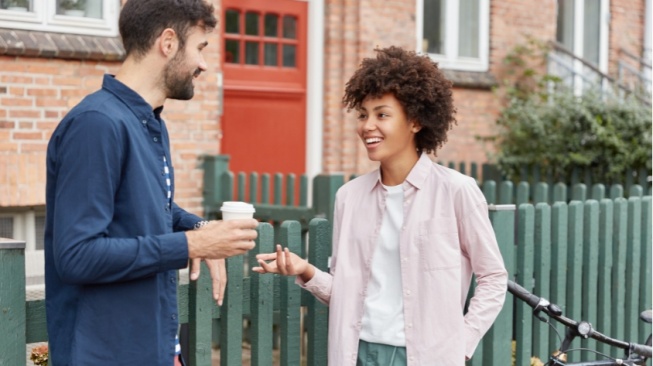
[299,153,507,366]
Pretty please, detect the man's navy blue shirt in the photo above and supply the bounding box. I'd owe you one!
[45,75,202,365]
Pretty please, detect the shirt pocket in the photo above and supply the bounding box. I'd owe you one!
[417,217,461,271]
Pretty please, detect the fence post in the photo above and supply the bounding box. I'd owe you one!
[581,200,599,359]
[188,260,213,366]
[220,242,245,365]
[611,198,628,343]
[0,238,26,366]
[639,196,652,343]
[312,174,344,225]
[249,223,275,365]
[597,199,614,356]
[532,203,551,360]
[625,197,642,343]
[202,154,231,210]
[480,204,515,366]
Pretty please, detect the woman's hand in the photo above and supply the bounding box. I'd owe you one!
[252,244,315,282]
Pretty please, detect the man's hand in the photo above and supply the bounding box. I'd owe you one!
[186,219,258,259]
[252,244,315,282]
[189,258,227,306]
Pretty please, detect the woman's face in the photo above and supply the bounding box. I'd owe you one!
[356,93,420,166]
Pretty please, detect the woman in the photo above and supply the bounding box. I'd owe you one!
[253,46,507,366]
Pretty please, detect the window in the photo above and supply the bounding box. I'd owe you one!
[556,0,609,71]
[224,8,298,68]
[0,0,119,37]
[417,0,490,71]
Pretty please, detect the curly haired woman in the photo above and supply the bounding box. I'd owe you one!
[253,46,507,366]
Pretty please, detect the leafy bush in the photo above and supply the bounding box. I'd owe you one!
[484,40,652,183]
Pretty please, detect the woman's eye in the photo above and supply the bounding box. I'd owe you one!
[357,114,367,120]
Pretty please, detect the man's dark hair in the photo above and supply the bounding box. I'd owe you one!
[119,0,217,59]
[342,46,457,155]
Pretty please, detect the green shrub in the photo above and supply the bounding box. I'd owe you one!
[484,39,652,183]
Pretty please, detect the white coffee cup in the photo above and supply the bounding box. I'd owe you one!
[220,201,256,221]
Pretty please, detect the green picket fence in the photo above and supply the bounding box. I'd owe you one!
[1,196,650,365]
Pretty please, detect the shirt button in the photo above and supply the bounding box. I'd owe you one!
[141,120,147,125]
[153,137,158,142]
[402,257,408,262]
[406,290,411,296]
[171,314,177,320]
[170,277,175,284]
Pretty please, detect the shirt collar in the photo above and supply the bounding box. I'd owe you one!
[101,74,163,122]
[370,153,432,192]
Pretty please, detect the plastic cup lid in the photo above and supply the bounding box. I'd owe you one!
[220,201,255,213]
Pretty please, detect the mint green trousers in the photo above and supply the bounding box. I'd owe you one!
[357,340,407,366]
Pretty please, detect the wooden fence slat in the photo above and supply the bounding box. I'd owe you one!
[624,197,642,343]
[480,205,515,366]
[300,175,309,207]
[250,172,259,203]
[262,174,270,204]
[516,204,535,366]
[639,196,652,344]
[306,219,330,366]
[549,202,568,349]
[591,184,605,201]
[238,172,246,202]
[566,201,584,362]
[611,198,628,345]
[516,182,530,205]
[499,181,514,204]
[249,223,275,366]
[532,203,551,360]
[630,184,644,198]
[280,221,302,366]
[596,199,614,356]
[286,174,296,206]
[553,183,567,203]
[572,184,587,202]
[220,251,245,365]
[534,182,548,204]
[0,240,26,366]
[482,181,496,204]
[610,184,624,200]
[188,261,214,366]
[274,174,283,205]
[580,200,599,360]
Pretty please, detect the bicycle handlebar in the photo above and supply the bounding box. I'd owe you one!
[507,280,653,359]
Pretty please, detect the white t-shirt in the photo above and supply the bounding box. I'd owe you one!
[359,183,406,346]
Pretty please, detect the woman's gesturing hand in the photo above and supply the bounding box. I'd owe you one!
[252,244,315,282]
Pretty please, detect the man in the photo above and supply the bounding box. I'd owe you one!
[43,0,257,364]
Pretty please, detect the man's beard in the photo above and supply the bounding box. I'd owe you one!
[163,50,201,100]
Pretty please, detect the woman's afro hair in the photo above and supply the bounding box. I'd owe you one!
[342,46,457,154]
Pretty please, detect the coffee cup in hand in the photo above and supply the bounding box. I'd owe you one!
[220,201,256,221]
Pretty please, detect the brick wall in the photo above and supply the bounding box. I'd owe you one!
[0,0,222,216]
[322,0,559,176]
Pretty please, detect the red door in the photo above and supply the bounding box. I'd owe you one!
[221,0,307,178]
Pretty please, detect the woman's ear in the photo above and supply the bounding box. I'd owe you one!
[411,122,422,133]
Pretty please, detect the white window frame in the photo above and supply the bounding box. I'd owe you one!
[0,0,120,37]
[415,0,490,72]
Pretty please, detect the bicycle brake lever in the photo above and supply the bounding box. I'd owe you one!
[533,298,551,322]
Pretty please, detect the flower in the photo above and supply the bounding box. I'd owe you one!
[29,344,48,366]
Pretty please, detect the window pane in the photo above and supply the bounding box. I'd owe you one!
[225,9,240,34]
[265,14,278,37]
[57,0,93,17]
[556,0,574,49]
[283,16,297,39]
[583,0,601,66]
[35,215,45,251]
[0,217,13,239]
[283,44,296,67]
[245,41,259,65]
[264,43,277,66]
[423,0,446,54]
[245,12,259,36]
[225,39,240,63]
[458,0,479,58]
[1,0,31,12]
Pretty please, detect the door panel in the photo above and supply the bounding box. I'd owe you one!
[221,0,307,183]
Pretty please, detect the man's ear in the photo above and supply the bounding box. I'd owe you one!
[158,28,178,57]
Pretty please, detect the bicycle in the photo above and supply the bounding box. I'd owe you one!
[507,280,652,365]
